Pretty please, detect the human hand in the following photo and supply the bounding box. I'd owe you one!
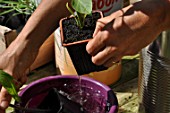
[86,0,165,67]
[0,39,38,112]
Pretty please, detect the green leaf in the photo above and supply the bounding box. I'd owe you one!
[0,0,36,16]
[71,0,92,14]
[0,1,20,4]
[67,0,92,28]
[0,70,21,102]
[66,3,75,16]
[0,5,15,9]
[0,9,15,16]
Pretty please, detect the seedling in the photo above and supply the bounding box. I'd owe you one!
[0,70,21,102]
[0,0,36,16]
[66,0,92,29]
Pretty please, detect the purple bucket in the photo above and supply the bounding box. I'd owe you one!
[16,75,118,113]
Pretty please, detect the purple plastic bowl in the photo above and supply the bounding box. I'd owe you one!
[16,75,118,113]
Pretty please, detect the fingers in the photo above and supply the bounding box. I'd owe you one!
[93,19,105,37]
[0,77,26,112]
[87,19,106,56]
[13,77,26,90]
[87,31,106,56]
[0,87,12,110]
[0,70,27,111]
[87,15,117,57]
[91,46,116,65]
[17,72,27,85]
[104,58,121,67]
[0,109,5,113]
[87,17,120,67]
[91,46,121,66]
[93,15,114,37]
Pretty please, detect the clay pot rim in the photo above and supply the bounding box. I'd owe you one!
[59,10,103,47]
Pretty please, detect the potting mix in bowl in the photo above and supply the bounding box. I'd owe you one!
[15,75,118,113]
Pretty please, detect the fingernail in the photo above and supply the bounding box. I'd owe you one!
[0,101,8,109]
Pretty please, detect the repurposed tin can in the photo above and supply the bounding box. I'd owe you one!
[138,30,170,113]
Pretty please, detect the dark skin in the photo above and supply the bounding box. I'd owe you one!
[0,0,70,112]
[0,0,170,112]
[87,0,170,67]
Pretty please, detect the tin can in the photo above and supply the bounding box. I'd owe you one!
[138,30,170,113]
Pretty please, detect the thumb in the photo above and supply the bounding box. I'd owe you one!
[0,52,5,69]
[93,19,105,37]
[0,87,12,110]
[93,15,114,37]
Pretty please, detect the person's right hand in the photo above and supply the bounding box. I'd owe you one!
[0,39,39,113]
[86,0,169,67]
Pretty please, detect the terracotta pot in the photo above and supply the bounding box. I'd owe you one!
[83,63,122,85]
[60,11,103,46]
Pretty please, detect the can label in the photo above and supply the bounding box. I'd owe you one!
[92,0,123,16]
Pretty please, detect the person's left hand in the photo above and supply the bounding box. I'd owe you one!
[0,39,39,113]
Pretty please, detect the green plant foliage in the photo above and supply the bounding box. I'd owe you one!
[0,70,21,102]
[66,0,92,29]
[71,0,92,14]
[0,0,37,16]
